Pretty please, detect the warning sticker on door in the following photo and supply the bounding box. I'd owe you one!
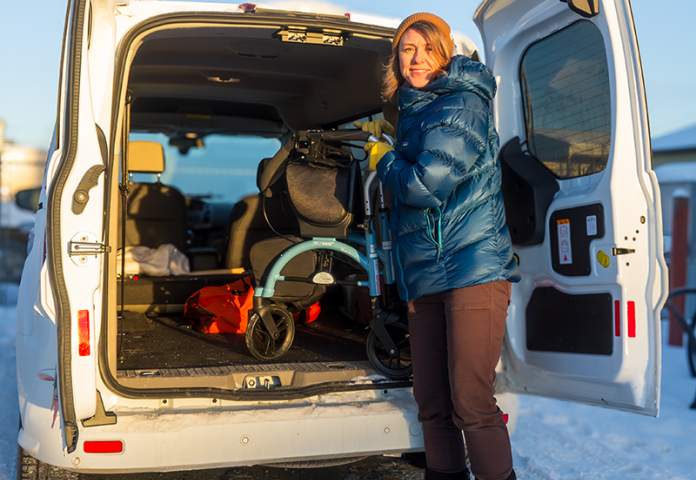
[586,215,598,236]
[557,219,573,265]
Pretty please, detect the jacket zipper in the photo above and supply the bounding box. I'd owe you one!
[426,208,443,262]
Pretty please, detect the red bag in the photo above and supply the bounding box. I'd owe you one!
[184,278,254,334]
[293,302,322,324]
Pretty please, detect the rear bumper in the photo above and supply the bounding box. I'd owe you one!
[20,388,424,473]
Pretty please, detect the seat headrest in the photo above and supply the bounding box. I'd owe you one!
[129,141,165,174]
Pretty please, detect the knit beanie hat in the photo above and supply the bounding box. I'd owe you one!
[393,13,454,58]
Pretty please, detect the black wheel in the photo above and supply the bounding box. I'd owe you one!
[688,312,696,377]
[246,305,295,361]
[366,321,412,379]
[17,445,79,480]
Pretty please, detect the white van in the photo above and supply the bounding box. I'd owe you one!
[16,0,667,476]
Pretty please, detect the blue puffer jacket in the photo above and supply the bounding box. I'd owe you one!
[377,55,520,301]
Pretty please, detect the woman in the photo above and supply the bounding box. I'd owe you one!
[359,13,520,480]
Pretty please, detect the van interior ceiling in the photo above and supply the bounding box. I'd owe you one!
[110,20,399,392]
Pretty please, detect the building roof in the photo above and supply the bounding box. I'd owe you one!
[652,124,696,152]
[654,162,696,184]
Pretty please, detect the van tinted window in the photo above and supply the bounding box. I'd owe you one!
[520,20,611,179]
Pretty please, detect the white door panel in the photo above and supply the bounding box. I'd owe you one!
[50,0,116,451]
[476,0,667,415]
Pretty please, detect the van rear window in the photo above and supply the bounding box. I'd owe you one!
[520,20,611,179]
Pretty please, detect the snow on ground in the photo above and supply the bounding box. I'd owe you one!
[0,284,694,479]
[511,336,696,480]
[0,284,20,480]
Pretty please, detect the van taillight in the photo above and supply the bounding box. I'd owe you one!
[83,441,123,454]
[77,310,90,356]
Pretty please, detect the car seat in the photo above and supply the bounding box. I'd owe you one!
[124,141,188,252]
[224,152,299,271]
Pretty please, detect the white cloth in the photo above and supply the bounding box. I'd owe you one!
[117,244,190,276]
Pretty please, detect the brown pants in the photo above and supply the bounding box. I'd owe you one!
[409,281,513,480]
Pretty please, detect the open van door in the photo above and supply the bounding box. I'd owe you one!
[49,0,116,451]
[475,0,668,415]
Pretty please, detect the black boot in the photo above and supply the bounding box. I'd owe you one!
[401,451,427,469]
[471,469,517,480]
[424,467,471,480]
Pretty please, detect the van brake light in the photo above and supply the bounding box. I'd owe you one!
[84,441,123,454]
[77,310,90,356]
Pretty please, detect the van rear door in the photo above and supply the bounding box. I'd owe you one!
[50,0,116,450]
[475,0,668,415]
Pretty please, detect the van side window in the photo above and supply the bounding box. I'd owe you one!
[520,20,611,179]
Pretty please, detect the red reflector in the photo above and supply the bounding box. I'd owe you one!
[77,309,90,357]
[502,413,509,424]
[627,301,636,338]
[614,300,621,337]
[84,440,123,454]
[239,3,256,12]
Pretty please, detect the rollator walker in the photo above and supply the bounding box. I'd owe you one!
[245,129,412,379]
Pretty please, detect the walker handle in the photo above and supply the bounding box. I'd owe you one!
[298,129,373,143]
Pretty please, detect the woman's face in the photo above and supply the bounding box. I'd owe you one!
[398,28,441,88]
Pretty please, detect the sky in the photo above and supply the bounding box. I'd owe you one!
[0,0,695,150]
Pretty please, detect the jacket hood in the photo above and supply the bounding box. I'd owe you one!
[398,55,497,113]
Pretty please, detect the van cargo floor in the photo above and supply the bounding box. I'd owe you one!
[117,308,370,371]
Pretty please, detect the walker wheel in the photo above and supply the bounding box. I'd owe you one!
[246,304,295,361]
[366,321,413,379]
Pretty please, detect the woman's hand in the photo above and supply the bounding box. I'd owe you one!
[364,141,394,171]
[354,119,395,140]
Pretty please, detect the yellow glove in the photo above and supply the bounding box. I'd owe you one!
[354,119,395,140]
[365,141,394,171]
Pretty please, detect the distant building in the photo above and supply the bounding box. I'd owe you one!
[0,119,46,202]
[652,124,696,168]
[0,120,46,282]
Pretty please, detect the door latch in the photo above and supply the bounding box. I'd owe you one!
[611,247,635,256]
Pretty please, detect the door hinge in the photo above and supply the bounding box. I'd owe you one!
[611,247,636,256]
[69,241,111,256]
[69,233,110,266]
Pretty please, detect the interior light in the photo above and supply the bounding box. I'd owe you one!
[206,76,241,83]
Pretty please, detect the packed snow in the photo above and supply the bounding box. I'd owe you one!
[0,283,694,479]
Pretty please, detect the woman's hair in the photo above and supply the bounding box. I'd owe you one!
[381,21,453,102]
